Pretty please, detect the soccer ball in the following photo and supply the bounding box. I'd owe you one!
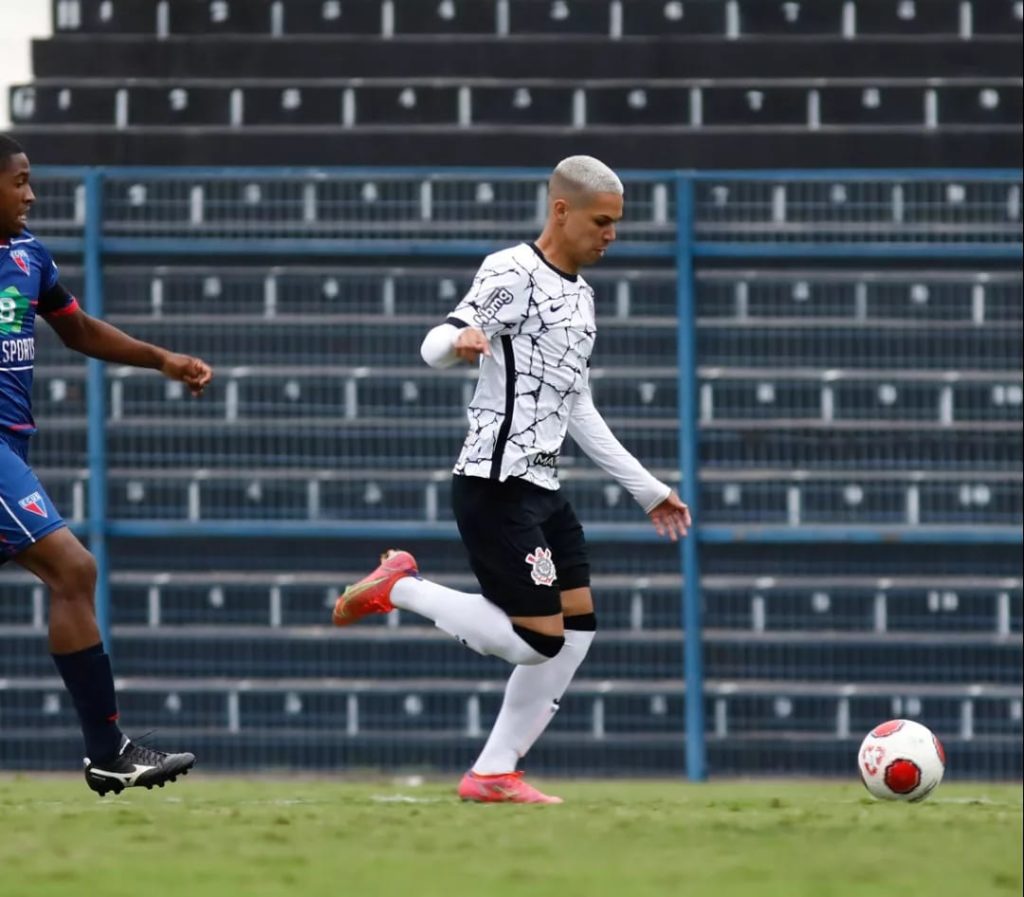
[857,719,946,802]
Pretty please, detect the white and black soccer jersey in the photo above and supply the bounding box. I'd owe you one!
[424,242,670,512]
[445,242,595,489]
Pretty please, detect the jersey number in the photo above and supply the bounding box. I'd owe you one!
[0,289,29,335]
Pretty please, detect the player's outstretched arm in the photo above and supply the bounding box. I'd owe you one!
[568,383,691,538]
[45,306,212,397]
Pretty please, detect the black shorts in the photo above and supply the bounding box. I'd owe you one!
[451,474,591,617]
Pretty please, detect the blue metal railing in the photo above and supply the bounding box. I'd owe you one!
[31,166,1024,781]
[82,171,111,652]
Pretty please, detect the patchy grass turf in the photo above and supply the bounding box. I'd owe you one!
[0,776,1020,897]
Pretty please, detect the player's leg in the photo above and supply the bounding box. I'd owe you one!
[14,527,123,759]
[457,588,592,804]
[469,588,595,771]
[1,439,195,794]
[15,527,196,794]
[333,476,565,666]
[464,500,595,797]
[1,436,104,656]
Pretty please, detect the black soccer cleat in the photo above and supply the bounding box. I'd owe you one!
[84,737,196,797]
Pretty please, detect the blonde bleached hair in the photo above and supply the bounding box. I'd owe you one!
[549,155,624,197]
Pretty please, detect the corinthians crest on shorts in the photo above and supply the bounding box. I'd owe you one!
[525,546,557,586]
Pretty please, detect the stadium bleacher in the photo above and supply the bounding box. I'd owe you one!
[13,79,1024,131]
[3,168,1020,776]
[8,0,1022,165]
[0,3,1020,779]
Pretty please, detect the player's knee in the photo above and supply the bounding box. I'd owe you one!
[511,624,565,663]
[69,550,97,590]
[52,549,97,599]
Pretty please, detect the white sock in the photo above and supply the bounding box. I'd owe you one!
[472,628,596,775]
[391,576,551,666]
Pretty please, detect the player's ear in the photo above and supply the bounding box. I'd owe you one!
[552,197,570,223]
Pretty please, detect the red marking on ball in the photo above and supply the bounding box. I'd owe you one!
[861,745,886,777]
[884,759,922,794]
[933,734,946,767]
[870,720,905,738]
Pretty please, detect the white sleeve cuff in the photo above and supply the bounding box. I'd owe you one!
[420,322,463,369]
[639,483,673,515]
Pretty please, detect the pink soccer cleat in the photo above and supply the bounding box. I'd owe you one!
[457,770,563,805]
[332,549,418,626]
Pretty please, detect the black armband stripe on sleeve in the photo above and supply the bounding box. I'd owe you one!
[37,281,76,316]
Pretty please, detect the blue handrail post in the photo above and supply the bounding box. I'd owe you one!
[83,169,111,654]
[676,173,707,782]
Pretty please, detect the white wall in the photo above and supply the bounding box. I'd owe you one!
[0,1,53,129]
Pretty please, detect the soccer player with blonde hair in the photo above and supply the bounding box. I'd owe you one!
[334,155,691,803]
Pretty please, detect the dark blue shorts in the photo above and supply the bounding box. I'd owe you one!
[0,431,66,562]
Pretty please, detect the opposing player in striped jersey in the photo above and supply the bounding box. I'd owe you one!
[0,136,212,794]
[334,155,691,803]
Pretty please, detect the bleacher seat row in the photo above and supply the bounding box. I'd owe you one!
[1,677,1019,740]
[28,466,1023,528]
[12,79,1022,130]
[5,569,1021,632]
[32,368,1024,424]
[49,0,1024,39]
[24,174,1024,244]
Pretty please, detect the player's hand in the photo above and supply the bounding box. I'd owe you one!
[453,328,491,364]
[648,490,692,541]
[161,353,213,397]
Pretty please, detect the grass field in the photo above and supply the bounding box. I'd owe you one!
[1,775,1020,897]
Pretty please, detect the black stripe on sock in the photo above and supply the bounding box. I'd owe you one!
[512,625,564,659]
[564,612,597,631]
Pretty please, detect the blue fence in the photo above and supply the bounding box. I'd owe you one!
[2,167,1021,779]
